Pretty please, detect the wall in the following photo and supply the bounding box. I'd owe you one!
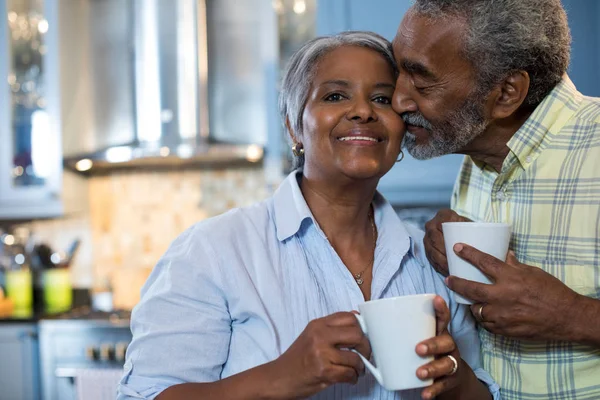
[15,166,270,288]
[562,0,600,97]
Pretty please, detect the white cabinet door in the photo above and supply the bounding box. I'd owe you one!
[0,0,62,219]
[0,323,41,400]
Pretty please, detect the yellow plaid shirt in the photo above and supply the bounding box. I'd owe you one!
[452,76,600,400]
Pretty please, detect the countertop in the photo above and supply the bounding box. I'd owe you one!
[0,288,94,324]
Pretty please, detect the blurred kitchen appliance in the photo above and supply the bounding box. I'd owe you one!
[39,309,131,400]
[61,0,278,174]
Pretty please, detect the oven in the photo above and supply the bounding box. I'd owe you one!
[38,310,131,400]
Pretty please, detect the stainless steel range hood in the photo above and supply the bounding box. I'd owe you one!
[62,0,270,174]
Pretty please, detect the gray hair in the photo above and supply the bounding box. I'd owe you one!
[278,31,398,168]
[411,0,571,106]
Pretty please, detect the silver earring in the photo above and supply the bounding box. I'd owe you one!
[292,143,304,157]
[396,150,405,163]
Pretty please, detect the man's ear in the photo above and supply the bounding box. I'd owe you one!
[489,71,530,119]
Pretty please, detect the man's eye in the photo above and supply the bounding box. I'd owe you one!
[373,96,391,104]
[324,93,344,102]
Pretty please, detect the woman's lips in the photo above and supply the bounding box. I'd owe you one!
[336,136,381,146]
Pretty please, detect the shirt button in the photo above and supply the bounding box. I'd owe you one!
[526,156,533,164]
[483,342,493,351]
[496,191,505,201]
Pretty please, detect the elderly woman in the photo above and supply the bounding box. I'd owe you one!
[117,32,498,400]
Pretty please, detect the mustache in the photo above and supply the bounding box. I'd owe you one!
[401,112,433,130]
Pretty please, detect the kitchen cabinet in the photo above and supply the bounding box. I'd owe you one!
[0,0,62,220]
[317,0,464,206]
[0,323,41,400]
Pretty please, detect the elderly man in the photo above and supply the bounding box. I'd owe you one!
[391,0,600,399]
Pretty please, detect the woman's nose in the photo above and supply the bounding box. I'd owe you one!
[347,98,376,122]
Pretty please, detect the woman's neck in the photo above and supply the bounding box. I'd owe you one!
[298,173,377,242]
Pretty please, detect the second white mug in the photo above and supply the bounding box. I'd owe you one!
[442,222,511,304]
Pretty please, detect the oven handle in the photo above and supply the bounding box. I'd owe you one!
[55,367,78,379]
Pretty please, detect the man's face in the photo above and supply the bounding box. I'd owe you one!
[392,11,489,159]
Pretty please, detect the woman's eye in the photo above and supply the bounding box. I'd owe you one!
[373,96,391,104]
[324,93,344,102]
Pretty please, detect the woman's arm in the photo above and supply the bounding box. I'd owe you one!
[117,228,234,399]
[156,361,283,400]
[157,312,372,400]
[118,224,372,400]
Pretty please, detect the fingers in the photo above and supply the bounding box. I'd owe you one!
[470,302,495,324]
[453,243,503,279]
[324,312,362,327]
[445,275,491,304]
[311,314,370,356]
[416,353,459,381]
[320,363,360,385]
[416,333,456,358]
[433,296,450,335]
[506,250,520,265]
[420,375,460,400]
[424,238,450,276]
[424,209,470,276]
[332,349,365,378]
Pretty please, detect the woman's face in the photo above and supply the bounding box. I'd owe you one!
[299,45,405,182]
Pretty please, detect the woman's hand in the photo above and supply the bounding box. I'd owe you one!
[268,312,371,399]
[415,296,467,400]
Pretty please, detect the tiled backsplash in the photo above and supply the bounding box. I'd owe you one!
[15,167,271,288]
[13,167,441,289]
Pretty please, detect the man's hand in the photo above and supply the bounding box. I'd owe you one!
[424,209,471,276]
[446,244,587,343]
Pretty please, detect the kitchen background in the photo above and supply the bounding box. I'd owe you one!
[0,0,599,399]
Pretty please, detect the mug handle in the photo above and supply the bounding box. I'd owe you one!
[352,314,384,386]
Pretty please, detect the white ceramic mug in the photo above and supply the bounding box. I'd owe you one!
[352,294,436,391]
[442,222,511,304]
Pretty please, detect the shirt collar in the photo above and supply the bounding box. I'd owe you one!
[506,75,582,169]
[273,170,314,242]
[273,170,415,260]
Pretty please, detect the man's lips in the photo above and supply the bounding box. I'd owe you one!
[406,124,430,138]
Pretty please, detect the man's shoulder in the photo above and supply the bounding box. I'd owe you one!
[573,95,600,125]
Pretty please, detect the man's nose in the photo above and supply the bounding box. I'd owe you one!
[392,76,418,115]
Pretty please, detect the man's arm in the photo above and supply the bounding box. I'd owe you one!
[571,295,600,347]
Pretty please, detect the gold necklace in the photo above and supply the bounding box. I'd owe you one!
[353,211,377,286]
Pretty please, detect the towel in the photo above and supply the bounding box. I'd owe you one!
[75,368,123,400]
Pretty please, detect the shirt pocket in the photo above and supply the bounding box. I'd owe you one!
[523,258,599,299]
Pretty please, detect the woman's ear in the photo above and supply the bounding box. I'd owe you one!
[489,71,530,119]
[286,117,300,144]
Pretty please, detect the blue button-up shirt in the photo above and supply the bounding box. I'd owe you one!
[118,171,500,400]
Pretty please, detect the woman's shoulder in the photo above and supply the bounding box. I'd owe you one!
[179,198,276,249]
[193,197,273,230]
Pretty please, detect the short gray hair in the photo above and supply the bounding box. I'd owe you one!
[411,0,571,106]
[278,31,397,168]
